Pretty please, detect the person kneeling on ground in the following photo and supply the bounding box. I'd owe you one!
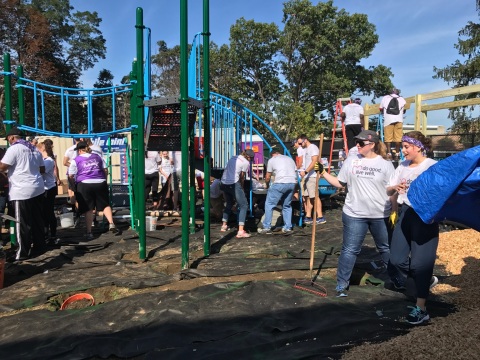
[68,141,120,240]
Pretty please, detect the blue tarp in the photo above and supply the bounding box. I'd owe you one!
[408,145,480,231]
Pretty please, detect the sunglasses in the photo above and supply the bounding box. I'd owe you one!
[355,140,373,148]
[297,139,305,145]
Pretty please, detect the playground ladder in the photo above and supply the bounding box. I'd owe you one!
[327,98,350,173]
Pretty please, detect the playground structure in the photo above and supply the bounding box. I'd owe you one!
[2,3,480,270]
[0,3,293,269]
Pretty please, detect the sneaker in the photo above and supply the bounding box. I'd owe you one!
[220,224,230,232]
[316,217,326,224]
[336,289,348,297]
[257,228,272,234]
[86,233,94,240]
[282,228,293,234]
[109,223,120,235]
[304,217,313,225]
[236,231,251,238]
[430,275,439,290]
[406,305,429,325]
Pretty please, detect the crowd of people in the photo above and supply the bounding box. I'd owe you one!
[0,129,122,261]
[0,87,440,325]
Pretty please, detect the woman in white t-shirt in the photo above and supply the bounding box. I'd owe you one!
[320,130,395,297]
[386,131,438,325]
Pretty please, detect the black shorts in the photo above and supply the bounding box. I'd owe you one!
[76,182,110,214]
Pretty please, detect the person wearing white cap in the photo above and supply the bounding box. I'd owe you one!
[220,149,255,238]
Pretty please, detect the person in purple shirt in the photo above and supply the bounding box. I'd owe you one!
[68,141,119,240]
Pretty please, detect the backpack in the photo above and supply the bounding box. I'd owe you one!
[386,96,400,115]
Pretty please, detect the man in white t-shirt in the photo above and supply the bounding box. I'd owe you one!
[258,146,297,234]
[380,88,407,158]
[297,135,325,225]
[341,98,364,150]
[0,127,45,261]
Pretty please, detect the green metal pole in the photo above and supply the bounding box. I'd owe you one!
[135,8,146,259]
[202,0,211,256]
[129,68,137,231]
[17,65,25,126]
[180,0,190,269]
[3,54,16,247]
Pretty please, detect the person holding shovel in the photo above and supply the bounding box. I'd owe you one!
[319,130,395,297]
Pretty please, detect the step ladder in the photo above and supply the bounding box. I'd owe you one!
[327,98,350,173]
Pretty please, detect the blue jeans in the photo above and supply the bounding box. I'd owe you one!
[221,182,248,225]
[263,183,296,230]
[337,212,390,291]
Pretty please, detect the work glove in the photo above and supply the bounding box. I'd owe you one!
[389,211,398,228]
[314,161,325,175]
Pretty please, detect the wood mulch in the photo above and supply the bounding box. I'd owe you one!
[342,228,480,360]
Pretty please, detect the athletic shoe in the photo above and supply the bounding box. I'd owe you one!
[236,231,251,238]
[336,289,348,297]
[316,217,327,224]
[220,224,230,232]
[430,276,439,290]
[303,217,313,225]
[86,233,94,240]
[406,305,430,325]
[282,228,293,234]
[109,224,120,235]
[257,228,272,234]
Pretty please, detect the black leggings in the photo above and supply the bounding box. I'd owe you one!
[145,173,160,202]
[43,186,58,237]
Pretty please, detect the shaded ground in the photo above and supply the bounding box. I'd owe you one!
[0,200,475,360]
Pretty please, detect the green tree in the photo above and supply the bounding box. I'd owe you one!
[277,0,393,139]
[0,0,106,132]
[229,18,281,118]
[433,1,480,142]
[92,69,114,132]
[151,41,182,97]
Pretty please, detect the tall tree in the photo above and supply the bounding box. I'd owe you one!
[229,17,281,118]
[92,69,114,132]
[277,0,393,139]
[433,2,480,138]
[151,41,182,97]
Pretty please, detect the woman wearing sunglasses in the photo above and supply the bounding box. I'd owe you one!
[320,130,395,297]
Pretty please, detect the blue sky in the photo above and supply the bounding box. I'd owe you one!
[71,0,477,129]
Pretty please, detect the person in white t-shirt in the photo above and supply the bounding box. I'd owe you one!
[220,149,254,238]
[0,127,46,261]
[145,151,162,207]
[297,135,325,225]
[380,88,407,158]
[63,137,83,209]
[341,98,364,150]
[257,146,297,234]
[386,131,438,325]
[168,151,182,212]
[320,130,395,297]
